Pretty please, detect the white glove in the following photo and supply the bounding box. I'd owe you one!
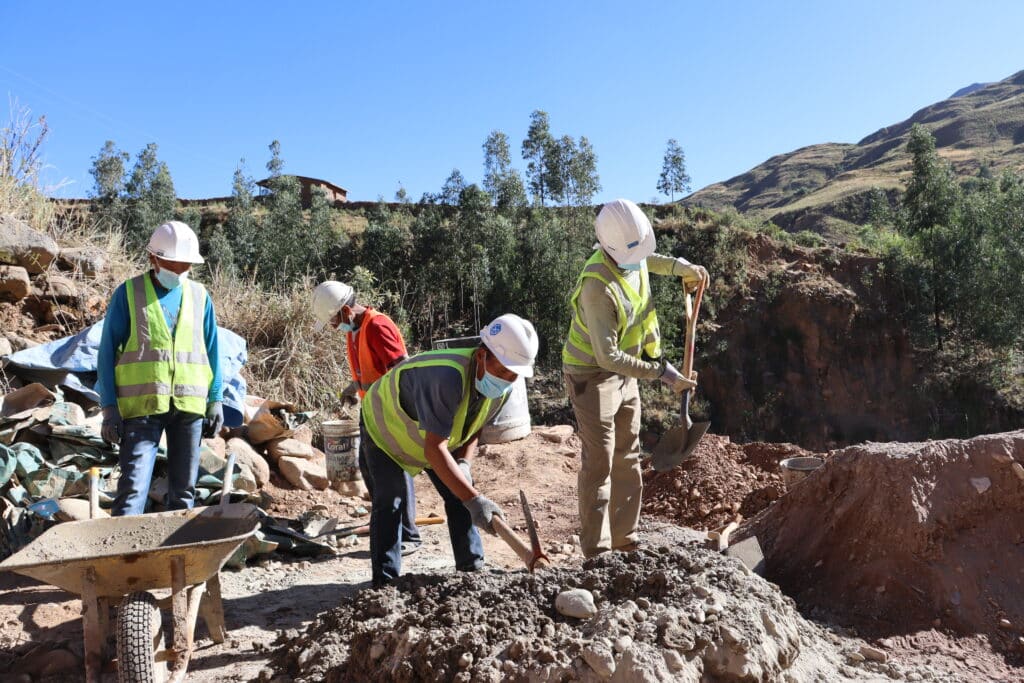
[673,260,708,292]
[464,495,504,535]
[660,361,698,394]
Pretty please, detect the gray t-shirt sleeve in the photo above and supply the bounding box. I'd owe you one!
[397,365,465,438]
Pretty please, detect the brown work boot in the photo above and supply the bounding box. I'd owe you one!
[614,542,640,553]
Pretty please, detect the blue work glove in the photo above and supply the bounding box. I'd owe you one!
[101,405,123,445]
[203,401,224,438]
[464,495,504,535]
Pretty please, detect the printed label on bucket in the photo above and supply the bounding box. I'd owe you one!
[324,433,361,482]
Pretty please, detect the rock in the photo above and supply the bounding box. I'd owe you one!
[267,437,315,461]
[200,445,227,475]
[229,437,271,487]
[581,642,616,678]
[859,645,888,663]
[5,333,38,351]
[555,589,597,619]
[613,635,633,653]
[292,424,314,445]
[1000,618,1012,629]
[37,275,79,303]
[335,478,368,497]
[0,215,59,273]
[0,337,12,356]
[458,651,473,668]
[1013,463,1024,481]
[970,477,991,494]
[846,651,865,663]
[56,498,109,521]
[534,425,575,444]
[0,265,31,301]
[279,455,329,491]
[58,247,107,277]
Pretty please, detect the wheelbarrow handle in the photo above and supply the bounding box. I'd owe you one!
[220,453,236,507]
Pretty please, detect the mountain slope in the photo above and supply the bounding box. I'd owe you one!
[686,70,1024,236]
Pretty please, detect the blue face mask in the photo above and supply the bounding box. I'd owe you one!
[620,261,643,272]
[154,266,188,289]
[475,370,513,399]
[336,321,354,333]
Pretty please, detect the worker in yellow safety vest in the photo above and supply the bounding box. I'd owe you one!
[563,199,707,557]
[360,313,538,587]
[97,221,223,516]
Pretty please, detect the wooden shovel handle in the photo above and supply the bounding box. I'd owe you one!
[682,277,707,377]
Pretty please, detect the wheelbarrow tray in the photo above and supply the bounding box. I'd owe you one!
[0,503,259,598]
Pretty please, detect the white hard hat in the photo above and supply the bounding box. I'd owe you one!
[594,199,655,266]
[479,313,539,378]
[312,280,355,331]
[146,221,204,264]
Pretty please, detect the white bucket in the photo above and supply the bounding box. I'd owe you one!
[481,375,531,444]
[323,419,361,482]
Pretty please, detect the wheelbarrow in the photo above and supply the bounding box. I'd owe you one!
[0,456,259,683]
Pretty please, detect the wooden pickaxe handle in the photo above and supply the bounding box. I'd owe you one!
[492,516,550,570]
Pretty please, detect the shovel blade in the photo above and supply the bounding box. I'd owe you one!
[652,421,711,472]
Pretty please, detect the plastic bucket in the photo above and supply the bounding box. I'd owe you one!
[779,456,824,489]
[431,335,532,444]
[323,419,361,482]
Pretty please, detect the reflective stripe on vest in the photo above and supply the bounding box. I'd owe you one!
[345,309,406,397]
[362,348,506,476]
[561,249,662,368]
[114,274,213,419]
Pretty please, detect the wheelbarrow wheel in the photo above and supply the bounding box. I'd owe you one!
[116,591,168,683]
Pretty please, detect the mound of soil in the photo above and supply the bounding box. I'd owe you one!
[741,430,1024,654]
[270,526,929,682]
[642,435,811,530]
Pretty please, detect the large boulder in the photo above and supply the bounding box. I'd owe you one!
[58,247,107,277]
[0,215,59,274]
[0,265,31,301]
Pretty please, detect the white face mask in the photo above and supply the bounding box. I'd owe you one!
[154,265,189,289]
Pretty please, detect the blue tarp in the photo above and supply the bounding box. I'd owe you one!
[2,321,248,427]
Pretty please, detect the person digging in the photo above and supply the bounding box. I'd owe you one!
[359,313,538,587]
[562,198,708,558]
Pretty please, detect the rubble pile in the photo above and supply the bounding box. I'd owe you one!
[0,215,107,354]
[643,435,811,530]
[741,430,1024,653]
[272,527,941,682]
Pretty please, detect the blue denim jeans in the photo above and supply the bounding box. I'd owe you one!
[358,432,421,548]
[113,406,203,516]
[360,420,483,587]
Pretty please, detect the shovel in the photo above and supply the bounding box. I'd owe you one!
[652,276,710,471]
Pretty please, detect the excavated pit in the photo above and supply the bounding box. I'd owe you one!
[271,526,943,682]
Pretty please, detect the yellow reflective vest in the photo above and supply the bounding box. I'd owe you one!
[114,274,213,419]
[362,348,506,476]
[562,249,662,369]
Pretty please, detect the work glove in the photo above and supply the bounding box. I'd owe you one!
[464,495,504,535]
[339,381,360,410]
[660,361,698,394]
[203,401,224,438]
[673,260,709,293]
[100,405,123,445]
[456,458,474,486]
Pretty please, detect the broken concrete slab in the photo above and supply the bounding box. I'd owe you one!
[724,535,765,575]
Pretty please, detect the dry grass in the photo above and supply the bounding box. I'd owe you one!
[206,272,351,414]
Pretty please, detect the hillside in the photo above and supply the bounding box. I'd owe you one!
[686,69,1024,237]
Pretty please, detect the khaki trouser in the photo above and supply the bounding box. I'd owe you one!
[565,371,642,557]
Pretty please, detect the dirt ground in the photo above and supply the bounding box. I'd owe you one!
[1,429,1022,681]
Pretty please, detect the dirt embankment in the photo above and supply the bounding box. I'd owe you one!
[696,235,1024,449]
[741,429,1024,659]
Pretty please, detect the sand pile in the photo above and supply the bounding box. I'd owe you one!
[643,435,810,530]
[741,430,1024,653]
[270,526,934,682]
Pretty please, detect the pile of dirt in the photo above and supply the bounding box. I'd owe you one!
[642,435,811,530]
[271,525,943,682]
[740,430,1024,655]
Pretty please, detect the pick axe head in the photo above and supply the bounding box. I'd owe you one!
[519,490,549,572]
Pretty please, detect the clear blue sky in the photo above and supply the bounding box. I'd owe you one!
[4,1,1024,203]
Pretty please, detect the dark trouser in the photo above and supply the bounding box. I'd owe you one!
[113,406,203,516]
[358,430,421,547]
[360,420,484,587]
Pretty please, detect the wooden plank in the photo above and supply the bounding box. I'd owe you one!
[81,567,102,683]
